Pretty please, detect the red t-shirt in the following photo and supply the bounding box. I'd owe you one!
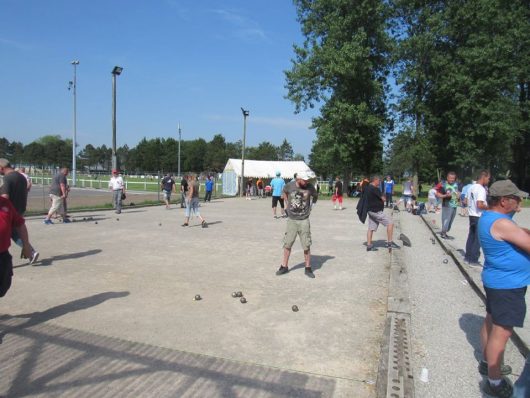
[0,197,24,252]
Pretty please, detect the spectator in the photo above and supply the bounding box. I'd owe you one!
[332,176,343,210]
[204,176,214,202]
[109,169,126,214]
[180,175,188,208]
[436,172,459,239]
[270,171,286,218]
[464,171,490,266]
[384,175,395,208]
[427,184,439,213]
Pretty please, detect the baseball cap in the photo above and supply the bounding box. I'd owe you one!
[296,170,315,181]
[489,179,528,198]
[275,171,281,176]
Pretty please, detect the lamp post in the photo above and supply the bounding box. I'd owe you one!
[240,108,249,197]
[111,66,123,171]
[178,123,181,177]
[71,60,79,186]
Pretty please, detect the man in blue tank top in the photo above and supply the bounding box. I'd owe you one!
[478,180,530,397]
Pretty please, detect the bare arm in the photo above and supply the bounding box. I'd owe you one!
[477,200,488,210]
[491,219,530,254]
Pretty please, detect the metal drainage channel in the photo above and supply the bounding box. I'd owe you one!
[387,314,414,398]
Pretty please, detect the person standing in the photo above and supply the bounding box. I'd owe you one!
[43,167,70,224]
[182,175,207,228]
[275,171,318,278]
[109,169,126,214]
[246,178,253,200]
[161,173,176,209]
[0,159,39,264]
[180,175,188,208]
[384,175,395,208]
[365,175,394,252]
[204,176,214,202]
[427,183,439,213]
[400,177,414,211]
[256,178,264,198]
[464,171,490,266]
[0,196,33,297]
[478,180,530,397]
[332,176,343,210]
[270,171,286,218]
[436,172,459,239]
[460,178,473,217]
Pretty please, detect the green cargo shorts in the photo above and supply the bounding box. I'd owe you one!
[283,218,312,250]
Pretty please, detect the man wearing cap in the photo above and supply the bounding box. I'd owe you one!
[270,171,286,218]
[275,171,318,278]
[109,169,125,214]
[478,180,530,397]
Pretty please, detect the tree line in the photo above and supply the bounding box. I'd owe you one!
[285,0,529,189]
[0,135,303,174]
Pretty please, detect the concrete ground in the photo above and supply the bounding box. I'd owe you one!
[1,196,391,397]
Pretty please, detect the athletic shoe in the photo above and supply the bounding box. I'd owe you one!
[181,223,188,227]
[478,360,512,376]
[440,233,449,239]
[43,219,53,225]
[29,251,39,265]
[464,259,483,267]
[275,266,289,276]
[483,377,513,398]
[201,221,208,228]
[366,245,378,252]
[305,268,315,278]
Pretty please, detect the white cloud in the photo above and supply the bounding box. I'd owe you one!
[209,8,270,43]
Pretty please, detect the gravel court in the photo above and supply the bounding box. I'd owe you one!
[1,196,390,397]
[397,211,525,397]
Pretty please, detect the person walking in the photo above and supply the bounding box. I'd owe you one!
[43,167,70,224]
[275,171,318,278]
[436,171,459,239]
[109,169,126,214]
[384,175,395,208]
[256,178,264,198]
[270,171,286,218]
[161,173,176,209]
[0,159,39,264]
[180,175,188,208]
[332,176,343,210]
[464,170,490,266]
[204,176,214,202]
[365,175,394,252]
[478,180,530,398]
[182,175,207,228]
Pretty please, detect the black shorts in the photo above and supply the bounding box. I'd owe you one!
[485,286,527,328]
[272,196,284,208]
[0,251,13,298]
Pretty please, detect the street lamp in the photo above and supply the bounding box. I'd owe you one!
[111,66,123,171]
[240,107,249,197]
[70,60,79,186]
[178,123,182,177]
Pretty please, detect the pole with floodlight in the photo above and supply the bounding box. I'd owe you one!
[71,60,79,186]
[240,108,249,197]
[111,66,123,171]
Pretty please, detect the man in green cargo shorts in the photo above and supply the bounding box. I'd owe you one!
[275,170,318,279]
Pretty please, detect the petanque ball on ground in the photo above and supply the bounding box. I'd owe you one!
[159,223,162,226]
[95,221,98,224]
[292,305,299,312]
[116,218,119,221]
[231,292,238,298]
[236,291,243,297]
[240,297,247,304]
[443,259,448,264]
[194,294,202,301]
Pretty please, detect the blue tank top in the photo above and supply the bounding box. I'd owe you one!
[479,211,530,289]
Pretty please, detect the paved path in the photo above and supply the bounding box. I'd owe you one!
[1,197,390,397]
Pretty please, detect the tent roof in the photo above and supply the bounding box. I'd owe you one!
[223,159,314,179]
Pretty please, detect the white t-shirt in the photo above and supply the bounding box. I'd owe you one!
[403,181,413,195]
[109,176,124,190]
[467,183,487,217]
[428,188,437,200]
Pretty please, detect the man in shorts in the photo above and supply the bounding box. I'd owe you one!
[275,171,318,278]
[479,180,530,397]
[270,171,286,218]
[160,173,176,209]
[365,175,394,251]
[43,167,70,224]
[182,174,207,228]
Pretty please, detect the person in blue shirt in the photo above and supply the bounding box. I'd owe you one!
[270,171,286,218]
[478,180,530,398]
[204,176,214,202]
[383,175,395,208]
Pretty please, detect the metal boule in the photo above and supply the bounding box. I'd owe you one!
[443,259,448,264]
[240,297,247,304]
[292,305,299,312]
[236,291,243,297]
[231,292,237,298]
[194,294,202,301]
[95,221,98,224]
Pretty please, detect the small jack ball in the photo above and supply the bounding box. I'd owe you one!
[240,297,247,304]
[194,294,202,301]
[443,259,448,264]
[292,305,299,312]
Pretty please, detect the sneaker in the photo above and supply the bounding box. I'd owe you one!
[440,233,449,239]
[483,377,513,398]
[366,245,378,252]
[464,259,483,267]
[29,251,39,265]
[275,266,289,276]
[305,267,315,278]
[43,219,54,225]
[201,221,208,228]
[478,360,512,376]
[181,223,188,227]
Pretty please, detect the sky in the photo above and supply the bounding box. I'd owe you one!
[0,0,320,158]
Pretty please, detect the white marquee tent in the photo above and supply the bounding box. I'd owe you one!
[222,159,315,196]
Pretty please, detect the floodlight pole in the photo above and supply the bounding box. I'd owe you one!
[71,60,79,186]
[111,66,123,171]
[240,108,249,197]
[178,123,181,177]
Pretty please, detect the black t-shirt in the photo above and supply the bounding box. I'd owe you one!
[0,171,28,214]
[181,179,188,192]
[162,176,175,191]
[365,184,384,212]
[335,180,343,196]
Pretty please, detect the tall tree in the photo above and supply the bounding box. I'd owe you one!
[276,139,294,161]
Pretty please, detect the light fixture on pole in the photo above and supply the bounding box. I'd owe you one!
[240,107,249,197]
[178,123,182,178]
[70,60,79,186]
[111,66,123,171]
